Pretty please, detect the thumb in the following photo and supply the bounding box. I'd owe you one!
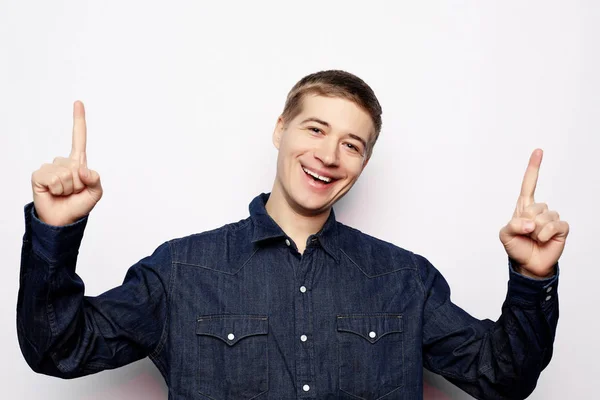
[499,217,535,244]
[78,167,103,197]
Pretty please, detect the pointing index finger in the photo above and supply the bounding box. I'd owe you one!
[519,148,543,204]
[70,100,87,165]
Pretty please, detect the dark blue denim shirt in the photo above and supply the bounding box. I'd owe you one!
[17,193,559,400]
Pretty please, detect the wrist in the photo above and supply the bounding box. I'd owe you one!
[512,260,556,280]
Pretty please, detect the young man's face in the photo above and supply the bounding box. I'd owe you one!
[272,94,374,215]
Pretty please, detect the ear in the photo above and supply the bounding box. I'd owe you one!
[272,116,285,150]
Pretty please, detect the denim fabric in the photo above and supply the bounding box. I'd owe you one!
[17,193,559,400]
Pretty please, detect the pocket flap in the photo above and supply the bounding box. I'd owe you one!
[336,314,403,343]
[196,315,268,346]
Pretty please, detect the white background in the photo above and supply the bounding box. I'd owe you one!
[1,1,598,399]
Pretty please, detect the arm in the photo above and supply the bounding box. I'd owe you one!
[420,148,568,398]
[17,203,172,379]
[418,254,558,400]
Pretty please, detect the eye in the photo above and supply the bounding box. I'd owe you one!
[309,127,323,134]
[344,142,362,153]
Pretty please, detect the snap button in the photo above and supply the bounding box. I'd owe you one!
[227,333,235,341]
[369,331,377,339]
[303,384,310,392]
[300,334,307,342]
[546,286,553,293]
[545,295,552,301]
[285,238,291,246]
[299,286,307,293]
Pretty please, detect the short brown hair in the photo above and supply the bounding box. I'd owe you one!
[281,70,382,158]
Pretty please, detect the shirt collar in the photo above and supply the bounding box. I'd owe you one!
[249,193,340,262]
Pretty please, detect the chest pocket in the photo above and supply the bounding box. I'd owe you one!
[196,315,268,399]
[337,314,404,399]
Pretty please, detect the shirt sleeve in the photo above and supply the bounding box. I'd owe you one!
[416,253,558,400]
[16,202,172,379]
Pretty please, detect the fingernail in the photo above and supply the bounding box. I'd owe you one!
[524,221,535,231]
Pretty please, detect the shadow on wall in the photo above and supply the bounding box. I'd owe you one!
[424,383,453,400]
[424,368,475,399]
[75,359,168,400]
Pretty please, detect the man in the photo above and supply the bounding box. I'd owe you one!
[17,70,569,399]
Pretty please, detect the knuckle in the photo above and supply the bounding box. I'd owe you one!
[522,205,536,216]
[544,211,556,221]
[534,212,543,220]
[523,208,535,219]
[59,168,72,181]
[49,175,61,186]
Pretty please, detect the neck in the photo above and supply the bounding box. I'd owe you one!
[265,185,330,254]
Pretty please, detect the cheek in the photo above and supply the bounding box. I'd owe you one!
[343,157,366,178]
[282,136,313,159]
[279,133,297,151]
[276,142,300,175]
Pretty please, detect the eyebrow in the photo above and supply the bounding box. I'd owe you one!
[300,117,369,150]
[300,117,330,128]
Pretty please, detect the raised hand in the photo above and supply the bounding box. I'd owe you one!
[499,149,569,278]
[31,101,103,226]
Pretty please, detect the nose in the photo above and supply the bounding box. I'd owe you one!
[314,137,340,167]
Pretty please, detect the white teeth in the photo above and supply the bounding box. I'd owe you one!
[303,167,332,183]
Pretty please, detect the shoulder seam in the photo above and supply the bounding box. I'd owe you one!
[171,218,252,242]
[409,252,427,302]
[148,241,174,373]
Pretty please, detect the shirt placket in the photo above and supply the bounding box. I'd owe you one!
[293,238,318,398]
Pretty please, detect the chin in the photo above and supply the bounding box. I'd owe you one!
[290,191,336,215]
[296,186,351,214]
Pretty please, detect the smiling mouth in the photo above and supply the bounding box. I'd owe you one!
[302,167,334,184]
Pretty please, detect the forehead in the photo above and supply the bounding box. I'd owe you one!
[294,95,374,138]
